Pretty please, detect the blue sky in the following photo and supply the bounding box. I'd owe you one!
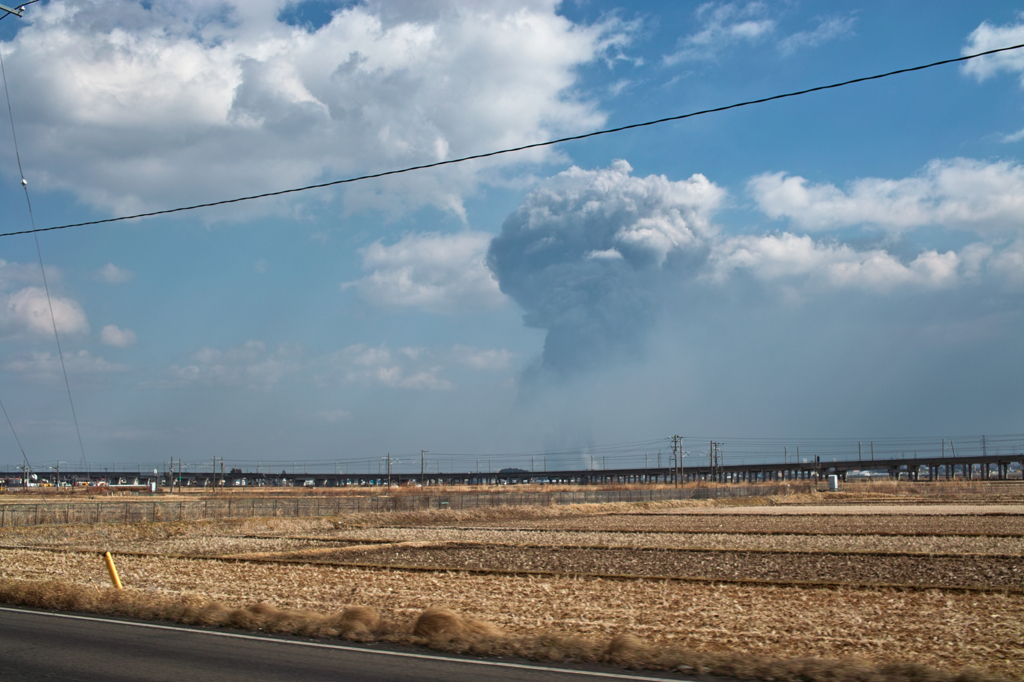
[0,0,1022,475]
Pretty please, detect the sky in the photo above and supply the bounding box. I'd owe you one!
[0,0,1022,476]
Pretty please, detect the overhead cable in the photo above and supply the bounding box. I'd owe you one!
[1,30,89,469]
[1,42,1022,239]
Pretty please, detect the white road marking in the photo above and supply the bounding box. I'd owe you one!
[0,606,692,681]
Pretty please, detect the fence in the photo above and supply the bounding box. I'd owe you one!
[0,483,813,528]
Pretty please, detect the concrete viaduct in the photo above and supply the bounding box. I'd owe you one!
[24,452,1022,488]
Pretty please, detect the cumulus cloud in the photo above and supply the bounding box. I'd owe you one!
[452,346,515,371]
[488,160,725,369]
[316,343,452,390]
[707,233,962,291]
[778,16,855,55]
[98,263,133,283]
[100,324,137,347]
[3,0,629,216]
[749,159,1024,235]
[167,340,300,390]
[2,286,89,337]
[4,349,128,379]
[961,14,1024,85]
[344,232,505,312]
[988,240,1024,286]
[664,2,775,65]
[489,160,1024,374]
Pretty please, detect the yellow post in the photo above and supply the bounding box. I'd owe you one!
[103,552,123,589]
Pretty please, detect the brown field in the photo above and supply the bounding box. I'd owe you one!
[1,485,1022,680]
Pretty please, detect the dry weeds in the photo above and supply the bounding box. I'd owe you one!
[2,496,1022,679]
[0,577,1010,682]
[1,547,1021,678]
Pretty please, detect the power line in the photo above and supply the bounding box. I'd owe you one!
[0,1,38,21]
[0,395,31,474]
[1,25,89,469]
[1,42,1022,239]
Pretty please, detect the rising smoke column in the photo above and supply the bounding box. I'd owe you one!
[487,160,725,371]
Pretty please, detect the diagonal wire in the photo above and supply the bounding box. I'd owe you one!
[0,41,1022,239]
[1,39,89,469]
[0,395,31,475]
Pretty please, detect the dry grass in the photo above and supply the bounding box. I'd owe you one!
[0,577,1008,682]
[1,547,1021,678]
[2,494,1022,679]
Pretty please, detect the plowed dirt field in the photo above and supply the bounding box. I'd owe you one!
[1,496,1022,678]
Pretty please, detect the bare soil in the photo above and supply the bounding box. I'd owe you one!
[1,495,1022,678]
[475,512,1024,535]
[244,544,1024,589]
[282,527,1024,555]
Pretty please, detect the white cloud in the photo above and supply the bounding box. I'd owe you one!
[707,233,962,291]
[452,346,515,371]
[586,248,624,260]
[253,259,269,274]
[778,16,855,55]
[961,15,1024,84]
[344,231,505,313]
[4,349,128,379]
[100,324,137,347]
[98,263,133,283]
[167,340,300,390]
[0,259,43,290]
[664,2,775,65]
[2,286,89,337]
[489,160,1024,372]
[316,343,452,390]
[3,0,629,217]
[749,158,1024,236]
[988,240,1024,286]
[1003,127,1024,143]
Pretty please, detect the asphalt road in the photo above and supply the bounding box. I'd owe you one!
[0,607,694,682]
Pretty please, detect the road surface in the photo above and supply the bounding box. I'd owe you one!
[0,606,695,682]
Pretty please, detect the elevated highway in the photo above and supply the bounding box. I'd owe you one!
[16,452,1021,488]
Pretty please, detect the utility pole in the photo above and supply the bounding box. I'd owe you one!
[982,435,987,457]
[672,435,684,487]
[421,450,427,484]
[709,441,713,483]
[212,456,217,492]
[670,435,683,488]
[858,442,861,462]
